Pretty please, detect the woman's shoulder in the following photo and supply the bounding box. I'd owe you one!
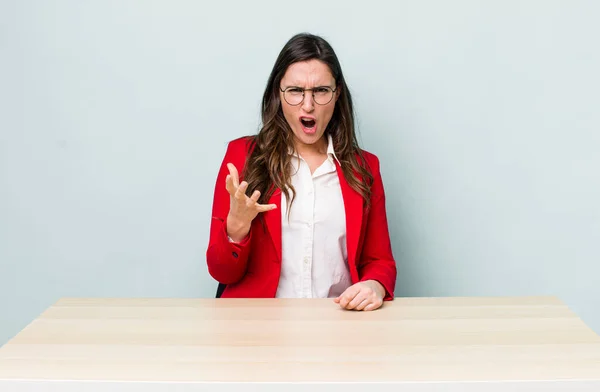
[359,148,379,163]
[356,148,381,173]
[225,135,256,154]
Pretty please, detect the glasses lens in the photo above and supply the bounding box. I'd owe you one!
[284,88,304,105]
[314,87,334,105]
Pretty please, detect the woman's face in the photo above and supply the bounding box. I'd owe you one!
[279,59,339,153]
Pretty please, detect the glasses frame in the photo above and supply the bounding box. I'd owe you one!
[279,85,338,106]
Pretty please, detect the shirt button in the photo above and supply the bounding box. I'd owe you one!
[232,252,239,258]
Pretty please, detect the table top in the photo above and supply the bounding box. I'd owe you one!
[1,296,599,384]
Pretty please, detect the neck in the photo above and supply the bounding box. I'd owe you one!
[294,136,327,157]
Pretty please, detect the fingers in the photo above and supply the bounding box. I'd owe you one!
[225,174,236,196]
[245,189,277,212]
[336,283,384,311]
[235,181,249,200]
[250,190,261,203]
[345,295,382,311]
[354,298,371,311]
[226,163,239,188]
[337,285,361,309]
[249,189,277,212]
[256,203,277,212]
[224,168,277,214]
[348,294,369,310]
[346,291,369,310]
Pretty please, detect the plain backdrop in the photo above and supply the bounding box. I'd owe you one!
[1,0,599,345]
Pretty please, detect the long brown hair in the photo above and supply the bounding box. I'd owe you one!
[243,33,373,210]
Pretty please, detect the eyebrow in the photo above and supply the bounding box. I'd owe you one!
[282,83,334,88]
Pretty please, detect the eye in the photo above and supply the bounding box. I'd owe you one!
[287,87,303,95]
[314,87,330,94]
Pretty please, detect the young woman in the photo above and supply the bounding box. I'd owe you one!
[207,33,397,311]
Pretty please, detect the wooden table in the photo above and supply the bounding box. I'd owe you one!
[0,296,599,391]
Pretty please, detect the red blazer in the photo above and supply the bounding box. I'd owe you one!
[206,137,397,300]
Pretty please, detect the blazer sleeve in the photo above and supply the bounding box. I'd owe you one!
[357,154,397,300]
[206,140,253,284]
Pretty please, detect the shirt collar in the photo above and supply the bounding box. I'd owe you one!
[326,134,341,166]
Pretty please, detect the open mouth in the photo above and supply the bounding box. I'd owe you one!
[300,117,316,129]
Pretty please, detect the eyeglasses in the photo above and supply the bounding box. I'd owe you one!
[280,86,337,106]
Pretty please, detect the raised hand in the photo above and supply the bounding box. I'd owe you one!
[225,163,277,242]
[334,280,385,311]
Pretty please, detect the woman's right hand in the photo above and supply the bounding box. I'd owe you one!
[225,163,277,242]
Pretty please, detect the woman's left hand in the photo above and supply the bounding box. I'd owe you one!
[334,280,386,311]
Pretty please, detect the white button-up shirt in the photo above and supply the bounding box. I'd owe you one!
[275,135,352,298]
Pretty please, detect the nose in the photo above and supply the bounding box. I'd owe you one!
[301,91,315,112]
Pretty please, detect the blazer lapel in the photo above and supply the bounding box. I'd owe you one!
[335,162,363,274]
[263,188,282,263]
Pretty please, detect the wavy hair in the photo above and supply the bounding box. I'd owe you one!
[243,33,373,210]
